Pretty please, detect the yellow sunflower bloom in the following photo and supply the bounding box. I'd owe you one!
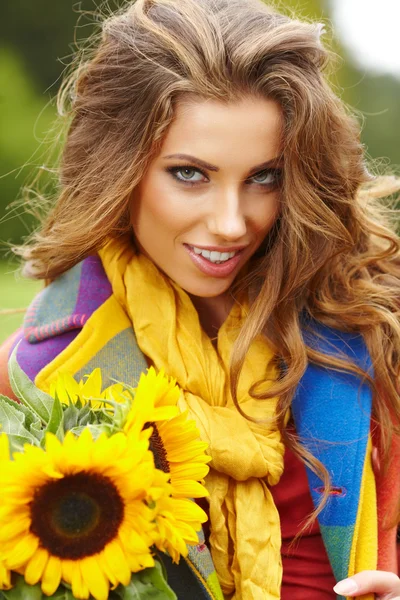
[124,368,211,560]
[124,367,180,437]
[0,434,11,591]
[0,428,170,600]
[49,368,129,409]
[155,411,211,499]
[124,368,210,497]
[154,497,208,563]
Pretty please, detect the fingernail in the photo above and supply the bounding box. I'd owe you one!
[333,578,359,595]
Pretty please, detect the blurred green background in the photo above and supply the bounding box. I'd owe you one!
[1,0,399,344]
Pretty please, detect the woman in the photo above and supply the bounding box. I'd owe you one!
[1,0,400,597]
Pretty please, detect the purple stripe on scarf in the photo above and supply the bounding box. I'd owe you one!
[74,255,112,316]
[11,329,79,382]
[9,255,112,382]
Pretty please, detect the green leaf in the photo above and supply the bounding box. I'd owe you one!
[0,574,43,599]
[0,395,30,432]
[96,409,114,425]
[0,395,43,444]
[76,403,94,426]
[111,397,132,431]
[0,395,41,434]
[0,400,40,452]
[69,424,113,439]
[0,576,77,600]
[8,434,41,453]
[62,403,79,431]
[7,345,53,424]
[30,419,44,443]
[44,394,64,441]
[51,585,76,600]
[116,561,177,600]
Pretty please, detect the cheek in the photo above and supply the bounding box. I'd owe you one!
[130,178,194,240]
[254,193,280,234]
[131,178,167,228]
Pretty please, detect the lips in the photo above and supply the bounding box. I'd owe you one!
[188,244,248,253]
[184,244,245,278]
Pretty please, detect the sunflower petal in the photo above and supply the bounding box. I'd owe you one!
[41,555,62,596]
[0,517,31,542]
[102,540,131,586]
[0,561,11,590]
[71,561,90,600]
[170,462,210,480]
[80,556,109,600]
[82,368,102,398]
[4,534,39,570]
[171,480,210,498]
[61,559,75,584]
[24,548,49,585]
[171,498,208,523]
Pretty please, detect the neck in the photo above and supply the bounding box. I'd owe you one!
[190,293,234,341]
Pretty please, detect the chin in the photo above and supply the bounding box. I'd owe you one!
[183,280,232,299]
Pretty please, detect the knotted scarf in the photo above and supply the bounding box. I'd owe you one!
[99,237,285,599]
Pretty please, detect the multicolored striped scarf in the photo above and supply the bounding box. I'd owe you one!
[20,237,378,600]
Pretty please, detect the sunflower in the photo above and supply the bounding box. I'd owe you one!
[123,367,181,437]
[153,496,208,563]
[124,368,211,560]
[49,368,129,409]
[124,368,211,498]
[0,435,11,591]
[0,428,170,600]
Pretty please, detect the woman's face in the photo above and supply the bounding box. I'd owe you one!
[130,96,283,299]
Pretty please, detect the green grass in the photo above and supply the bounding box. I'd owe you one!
[0,261,42,345]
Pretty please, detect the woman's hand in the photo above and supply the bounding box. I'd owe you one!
[333,571,400,599]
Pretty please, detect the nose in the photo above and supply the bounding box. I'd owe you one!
[206,190,247,240]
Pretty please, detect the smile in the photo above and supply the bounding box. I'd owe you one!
[184,244,245,278]
[191,246,238,264]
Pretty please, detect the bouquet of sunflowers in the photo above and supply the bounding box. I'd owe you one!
[0,348,210,600]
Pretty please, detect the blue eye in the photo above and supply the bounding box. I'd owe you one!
[168,167,205,183]
[166,165,282,189]
[249,169,281,186]
[251,171,274,184]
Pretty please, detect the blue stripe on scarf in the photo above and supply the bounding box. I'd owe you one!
[292,320,372,581]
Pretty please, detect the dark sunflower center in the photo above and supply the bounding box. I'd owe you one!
[145,422,170,473]
[30,471,124,559]
[53,492,99,537]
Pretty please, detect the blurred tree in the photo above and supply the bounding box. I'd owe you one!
[276,0,400,171]
[0,1,94,92]
[0,48,54,248]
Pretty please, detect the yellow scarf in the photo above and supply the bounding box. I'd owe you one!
[99,237,285,599]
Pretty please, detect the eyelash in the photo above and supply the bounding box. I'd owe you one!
[166,165,282,189]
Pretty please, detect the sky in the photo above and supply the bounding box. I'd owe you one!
[331,0,400,78]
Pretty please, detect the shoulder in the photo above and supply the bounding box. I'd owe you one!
[0,329,23,399]
[0,255,112,390]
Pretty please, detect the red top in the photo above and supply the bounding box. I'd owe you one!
[270,445,337,599]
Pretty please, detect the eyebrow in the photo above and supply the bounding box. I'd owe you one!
[162,153,282,175]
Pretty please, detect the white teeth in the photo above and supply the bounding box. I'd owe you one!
[191,246,237,263]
